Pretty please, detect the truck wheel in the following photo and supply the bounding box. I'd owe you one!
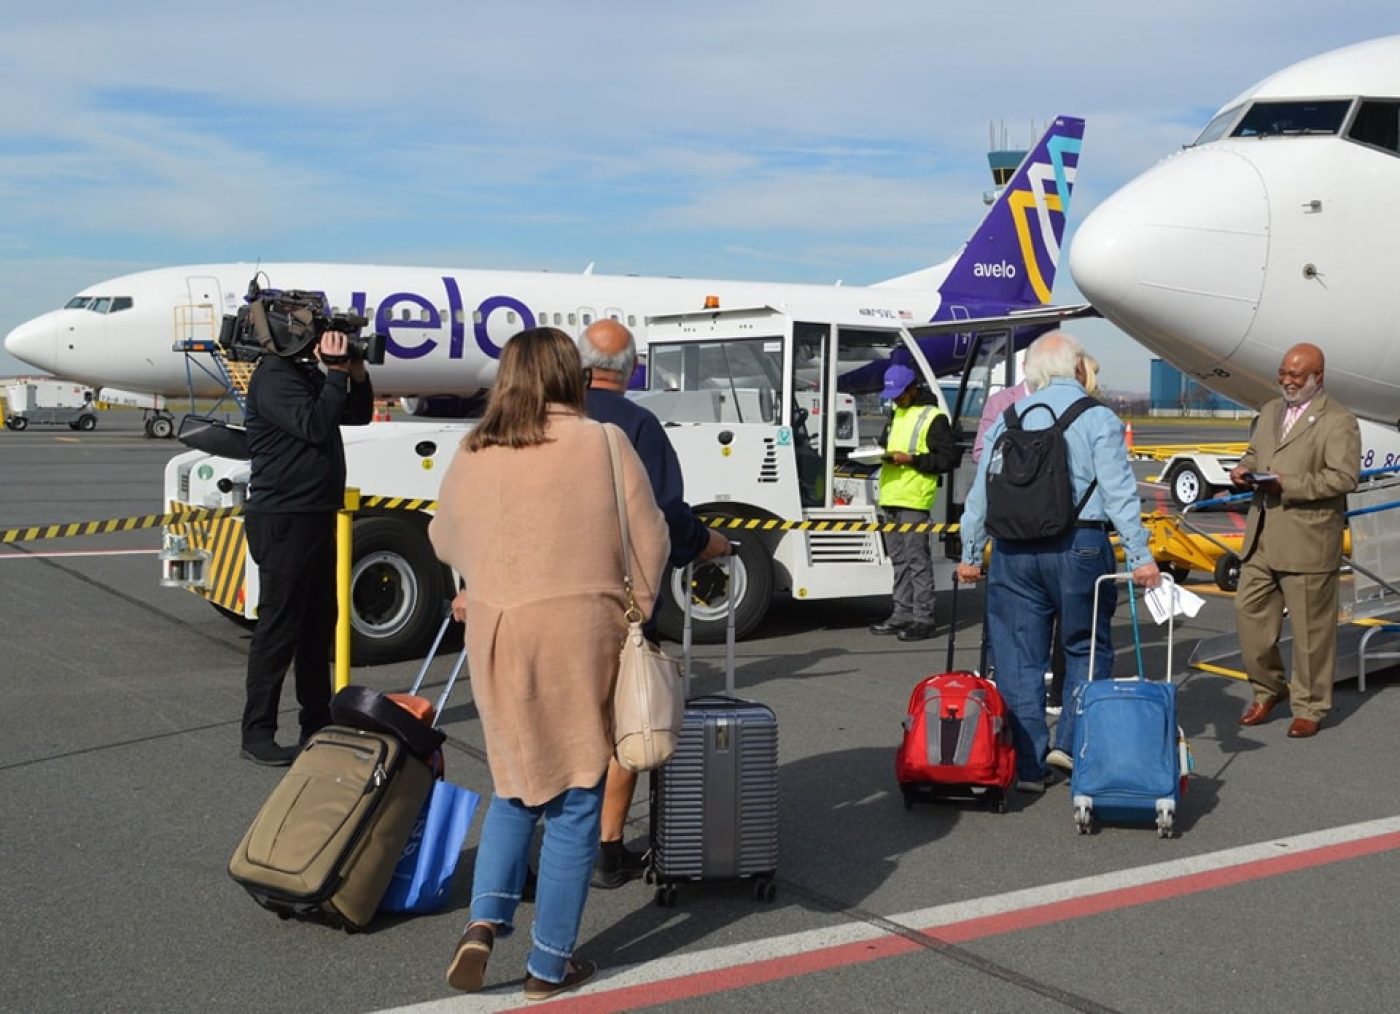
[1214,551,1241,592]
[10,416,27,431]
[1169,463,1207,508]
[349,516,450,665]
[149,416,174,439]
[651,529,773,644]
[77,413,97,432]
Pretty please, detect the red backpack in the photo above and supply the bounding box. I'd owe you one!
[896,671,1016,812]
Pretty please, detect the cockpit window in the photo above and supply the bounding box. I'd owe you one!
[1192,104,1244,146]
[1348,99,1400,156]
[1232,99,1352,137]
[63,295,134,313]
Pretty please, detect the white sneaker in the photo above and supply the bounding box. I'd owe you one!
[1046,748,1074,773]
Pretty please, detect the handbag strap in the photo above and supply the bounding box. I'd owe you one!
[603,426,644,623]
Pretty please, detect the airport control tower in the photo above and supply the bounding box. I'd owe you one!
[983,121,1030,205]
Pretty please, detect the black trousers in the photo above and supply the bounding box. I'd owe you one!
[241,511,337,746]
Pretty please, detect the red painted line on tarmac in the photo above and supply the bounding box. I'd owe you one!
[516,829,1400,1013]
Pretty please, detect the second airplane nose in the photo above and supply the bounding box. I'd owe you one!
[4,314,60,374]
[1070,147,1270,371]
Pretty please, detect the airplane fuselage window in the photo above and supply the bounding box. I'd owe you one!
[1231,99,1351,138]
[1348,99,1400,156]
[627,315,637,328]
[567,313,577,326]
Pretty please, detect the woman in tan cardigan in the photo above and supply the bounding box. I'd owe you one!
[431,327,667,1001]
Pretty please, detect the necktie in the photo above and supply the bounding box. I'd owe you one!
[1282,405,1301,438]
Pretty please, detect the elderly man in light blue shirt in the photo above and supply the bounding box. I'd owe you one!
[956,331,1160,793]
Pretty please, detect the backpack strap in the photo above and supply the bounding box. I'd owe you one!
[1055,396,1103,521]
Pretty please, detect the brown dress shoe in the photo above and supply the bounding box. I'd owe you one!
[446,923,495,992]
[1287,718,1321,738]
[1239,696,1284,726]
[523,958,596,1002]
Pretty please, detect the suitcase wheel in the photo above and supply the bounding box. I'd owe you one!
[753,876,776,903]
[1073,797,1093,835]
[1156,800,1175,839]
[655,883,677,908]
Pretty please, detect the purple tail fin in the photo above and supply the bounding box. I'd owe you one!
[940,116,1084,307]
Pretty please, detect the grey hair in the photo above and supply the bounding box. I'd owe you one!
[578,323,637,374]
[1023,331,1085,391]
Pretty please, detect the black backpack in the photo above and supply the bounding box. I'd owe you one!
[985,397,1101,543]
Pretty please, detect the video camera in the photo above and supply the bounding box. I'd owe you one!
[218,276,386,366]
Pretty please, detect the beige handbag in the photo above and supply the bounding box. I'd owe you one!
[604,427,684,773]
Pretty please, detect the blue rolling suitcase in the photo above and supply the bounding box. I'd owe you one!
[1070,574,1190,838]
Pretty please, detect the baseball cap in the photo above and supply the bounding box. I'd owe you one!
[880,363,917,400]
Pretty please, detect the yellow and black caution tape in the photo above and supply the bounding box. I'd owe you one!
[2,495,966,545]
[703,516,961,534]
[0,505,245,545]
[360,495,438,513]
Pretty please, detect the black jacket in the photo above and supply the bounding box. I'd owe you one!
[244,355,375,514]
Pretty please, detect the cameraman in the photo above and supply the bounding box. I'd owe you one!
[240,327,375,765]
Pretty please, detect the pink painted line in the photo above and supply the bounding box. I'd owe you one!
[0,548,159,559]
[505,829,1400,1013]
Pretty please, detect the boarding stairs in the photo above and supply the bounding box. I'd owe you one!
[171,302,253,415]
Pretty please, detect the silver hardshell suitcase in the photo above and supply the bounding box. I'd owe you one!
[649,548,779,906]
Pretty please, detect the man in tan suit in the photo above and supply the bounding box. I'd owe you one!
[1229,343,1360,738]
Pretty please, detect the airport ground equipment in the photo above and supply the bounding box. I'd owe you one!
[1071,574,1189,839]
[3,379,98,431]
[1143,493,1251,591]
[1133,444,1246,508]
[161,303,984,662]
[649,551,779,907]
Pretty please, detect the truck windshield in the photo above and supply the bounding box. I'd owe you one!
[644,337,783,424]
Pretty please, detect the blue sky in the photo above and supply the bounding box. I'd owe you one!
[1,3,1394,387]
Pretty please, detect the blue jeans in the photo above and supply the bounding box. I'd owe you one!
[468,779,604,983]
[986,529,1116,780]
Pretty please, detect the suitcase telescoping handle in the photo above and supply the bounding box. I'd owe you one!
[407,609,470,728]
[1087,572,1175,683]
[682,541,739,699]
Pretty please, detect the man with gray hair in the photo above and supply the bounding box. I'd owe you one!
[956,331,1160,793]
[579,318,730,887]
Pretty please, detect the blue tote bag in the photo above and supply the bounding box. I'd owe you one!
[380,779,481,914]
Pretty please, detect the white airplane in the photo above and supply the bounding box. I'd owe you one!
[1071,36,1400,450]
[6,117,1089,417]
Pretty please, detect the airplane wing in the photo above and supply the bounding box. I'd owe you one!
[905,302,1100,339]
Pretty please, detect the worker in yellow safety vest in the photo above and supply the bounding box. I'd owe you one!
[869,362,959,642]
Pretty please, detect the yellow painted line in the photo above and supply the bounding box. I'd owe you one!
[1192,662,1249,680]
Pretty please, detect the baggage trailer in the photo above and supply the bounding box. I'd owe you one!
[3,379,99,431]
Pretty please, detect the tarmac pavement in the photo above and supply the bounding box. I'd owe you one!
[3,413,1398,1013]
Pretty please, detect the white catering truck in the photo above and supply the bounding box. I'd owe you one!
[161,305,987,664]
[4,378,99,431]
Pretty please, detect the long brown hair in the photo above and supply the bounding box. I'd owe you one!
[465,327,586,451]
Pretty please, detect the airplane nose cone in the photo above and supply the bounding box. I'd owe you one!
[5,314,59,373]
[1070,147,1269,372]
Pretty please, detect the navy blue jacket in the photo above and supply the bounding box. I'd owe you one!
[586,388,709,567]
